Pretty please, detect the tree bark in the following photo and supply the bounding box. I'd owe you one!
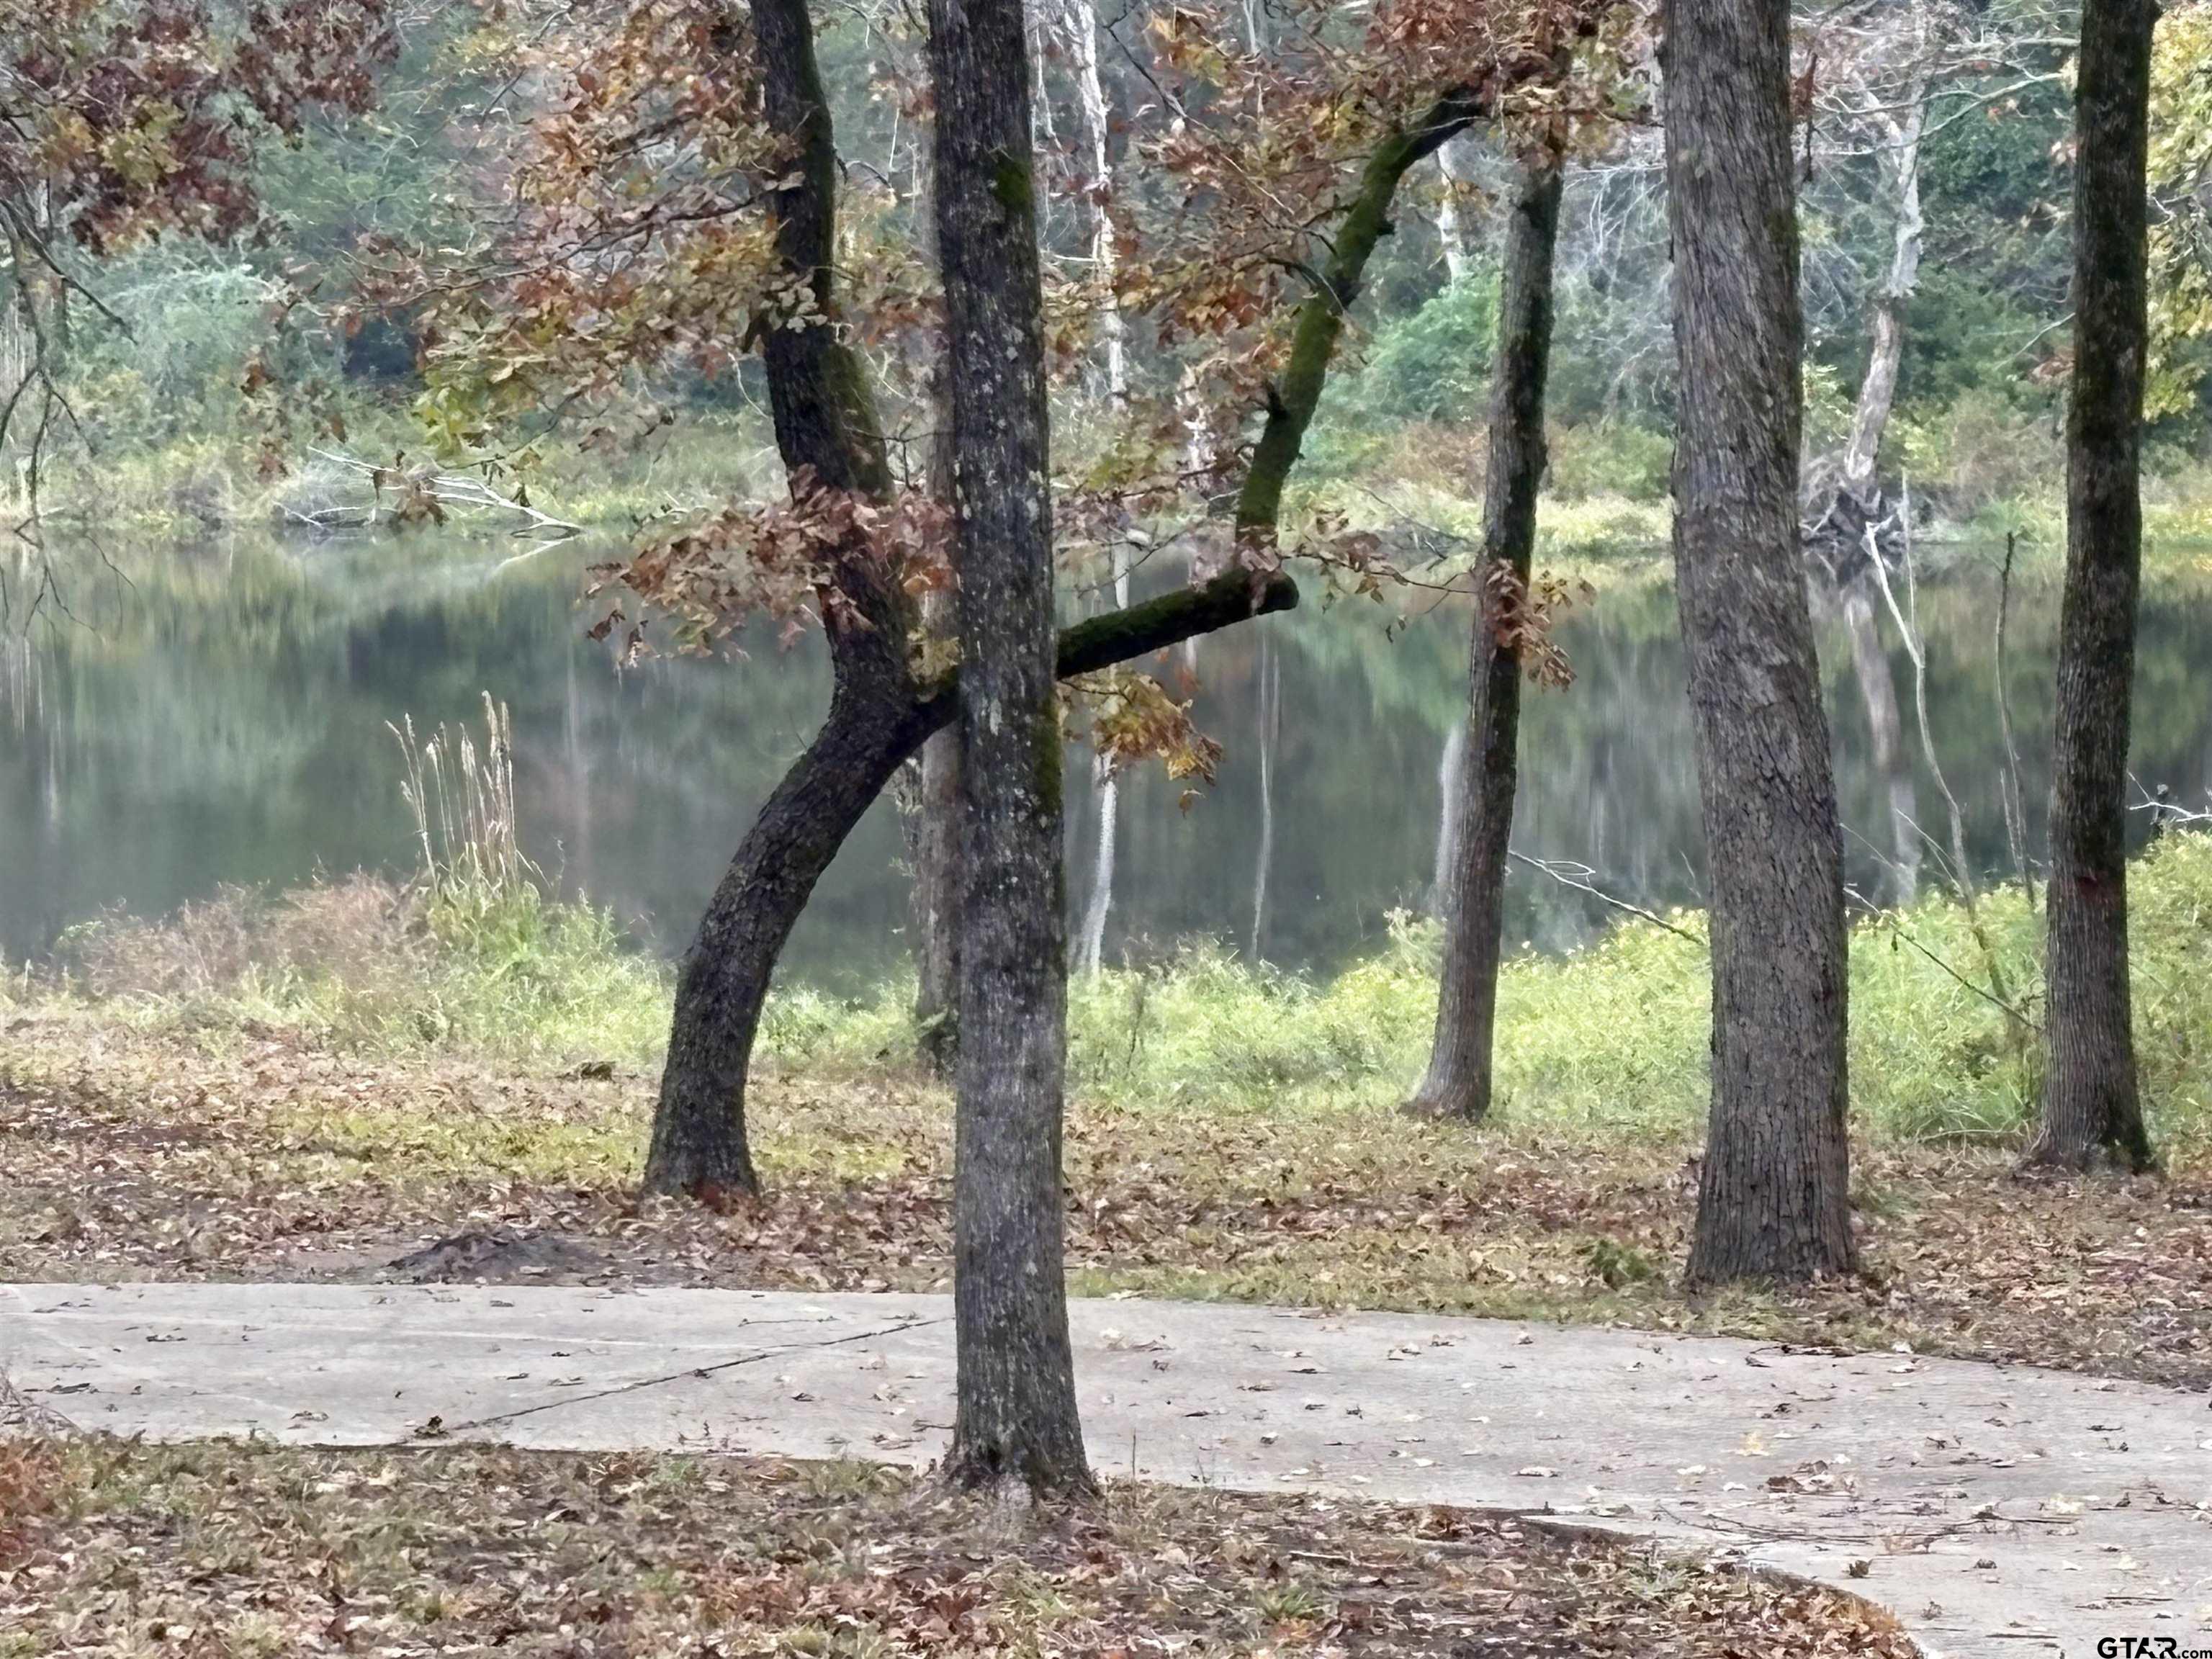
[646,0,909,1198]
[930,0,1093,1498]
[1662,0,1856,1283]
[2029,0,2158,1174]
[913,363,962,1070]
[1838,77,1925,502]
[1407,150,1564,1120]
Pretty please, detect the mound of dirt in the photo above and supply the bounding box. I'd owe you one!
[386,1228,608,1285]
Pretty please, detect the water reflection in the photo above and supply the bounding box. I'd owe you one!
[4,534,2209,992]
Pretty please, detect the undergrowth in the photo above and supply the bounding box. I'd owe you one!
[22,822,2212,1163]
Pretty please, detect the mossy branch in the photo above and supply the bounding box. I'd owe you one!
[1233,89,1487,542]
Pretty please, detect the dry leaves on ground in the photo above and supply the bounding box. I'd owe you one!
[3,1009,2207,1387]
[0,1439,1916,1658]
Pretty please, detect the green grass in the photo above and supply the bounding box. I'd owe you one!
[45,832,2212,1164]
[765,835,2212,1161]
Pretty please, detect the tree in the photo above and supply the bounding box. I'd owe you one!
[1408,140,1566,1121]
[0,0,394,560]
[2028,0,2159,1172]
[928,0,1093,1497]
[1661,0,1857,1282]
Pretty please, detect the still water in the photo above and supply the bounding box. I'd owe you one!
[5,534,2210,990]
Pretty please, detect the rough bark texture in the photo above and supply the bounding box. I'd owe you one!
[646,0,907,1199]
[1407,151,1563,1122]
[2031,0,2157,1173]
[913,367,962,1071]
[930,0,1093,1496]
[1661,0,1856,1284]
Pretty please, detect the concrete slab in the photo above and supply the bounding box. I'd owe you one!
[4,1282,2208,1658]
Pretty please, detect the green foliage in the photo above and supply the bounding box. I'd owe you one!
[750,836,2212,1161]
[1341,274,1499,424]
[2149,3,2212,421]
[1545,421,1671,501]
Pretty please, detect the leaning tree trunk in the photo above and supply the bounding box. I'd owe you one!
[929,0,1093,1498]
[2030,0,2158,1173]
[1662,0,1856,1284]
[1406,148,1563,1122]
[1805,71,1925,578]
[646,0,907,1198]
[1838,76,1925,503]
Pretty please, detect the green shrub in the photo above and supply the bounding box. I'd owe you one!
[1546,421,1672,501]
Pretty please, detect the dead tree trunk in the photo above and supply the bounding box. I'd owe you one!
[1804,70,1926,576]
[930,0,1093,1497]
[1662,0,1856,1284]
[2030,0,2158,1174]
[1407,148,1564,1121]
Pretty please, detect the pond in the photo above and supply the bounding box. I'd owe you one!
[5,533,2210,992]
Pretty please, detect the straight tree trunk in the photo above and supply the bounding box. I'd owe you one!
[928,0,1093,1496]
[2030,0,2158,1173]
[1661,0,1856,1283]
[913,362,962,1071]
[1407,150,1564,1121]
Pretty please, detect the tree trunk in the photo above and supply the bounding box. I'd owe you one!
[2030,0,2157,1174]
[645,0,907,1197]
[1076,550,1129,979]
[913,363,962,1071]
[1407,150,1563,1121]
[912,615,963,1066]
[1661,0,1856,1283]
[929,0,1093,1497]
[1248,635,1280,960]
[1431,719,1467,917]
[1435,140,1473,285]
[1839,79,1925,501]
[651,678,928,1199]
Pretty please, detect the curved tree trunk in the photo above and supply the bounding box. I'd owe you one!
[1407,149,1563,1122]
[1663,0,1856,1284]
[649,675,927,1199]
[2029,0,2157,1174]
[930,0,1092,1498]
